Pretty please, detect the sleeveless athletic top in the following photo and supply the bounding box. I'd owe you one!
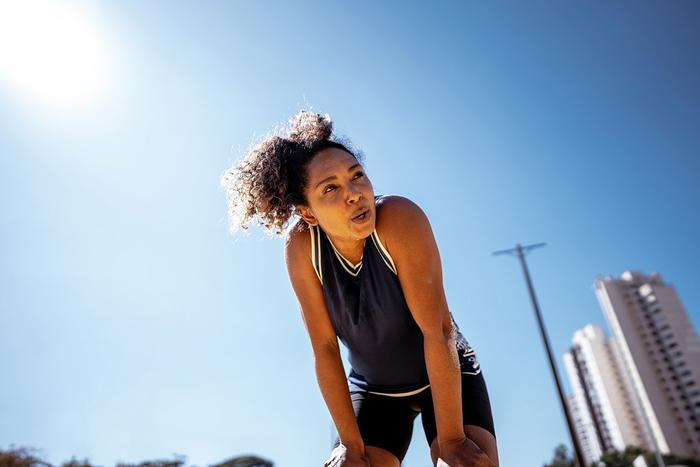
[309,195,481,396]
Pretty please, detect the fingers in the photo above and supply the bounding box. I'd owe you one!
[478,452,497,467]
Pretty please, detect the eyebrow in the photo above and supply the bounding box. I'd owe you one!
[314,163,362,189]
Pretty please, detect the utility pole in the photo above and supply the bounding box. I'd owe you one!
[493,243,585,467]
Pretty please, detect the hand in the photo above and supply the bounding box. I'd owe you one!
[436,437,496,467]
[323,443,370,467]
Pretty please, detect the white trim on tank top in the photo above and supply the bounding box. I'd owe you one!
[327,236,363,276]
[308,225,398,282]
[309,225,323,284]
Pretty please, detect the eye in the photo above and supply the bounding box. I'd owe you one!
[353,171,365,180]
[323,185,337,194]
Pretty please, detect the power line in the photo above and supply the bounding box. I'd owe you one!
[493,242,585,467]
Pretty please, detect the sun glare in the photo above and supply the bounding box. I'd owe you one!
[0,0,114,112]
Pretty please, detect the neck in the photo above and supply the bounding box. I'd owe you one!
[328,234,366,264]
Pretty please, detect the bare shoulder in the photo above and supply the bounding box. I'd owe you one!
[284,221,311,267]
[284,220,310,247]
[375,195,432,244]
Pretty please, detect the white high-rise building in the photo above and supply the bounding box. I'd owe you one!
[564,324,649,464]
[595,271,700,458]
[566,390,600,467]
[564,353,602,466]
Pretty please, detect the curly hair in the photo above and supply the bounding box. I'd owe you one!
[221,111,364,236]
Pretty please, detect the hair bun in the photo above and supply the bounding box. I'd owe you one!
[288,111,333,145]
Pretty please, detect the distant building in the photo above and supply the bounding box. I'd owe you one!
[564,324,650,465]
[594,271,700,458]
[564,358,601,466]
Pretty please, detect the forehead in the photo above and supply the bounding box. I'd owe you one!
[306,147,359,181]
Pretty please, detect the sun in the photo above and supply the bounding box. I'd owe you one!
[0,0,114,112]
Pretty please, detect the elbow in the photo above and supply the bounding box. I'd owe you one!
[311,336,340,359]
[311,338,343,376]
[421,313,455,345]
[421,321,455,344]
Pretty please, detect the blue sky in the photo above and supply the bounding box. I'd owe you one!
[1,1,699,466]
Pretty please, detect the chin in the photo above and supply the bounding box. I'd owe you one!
[355,220,375,239]
[348,207,376,238]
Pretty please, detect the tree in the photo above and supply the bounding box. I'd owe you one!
[545,444,575,467]
[115,455,186,467]
[599,446,646,467]
[0,447,275,467]
[209,456,273,467]
[599,445,700,467]
[0,446,52,467]
[649,451,700,467]
[61,457,96,467]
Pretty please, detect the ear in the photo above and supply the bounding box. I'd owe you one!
[296,205,319,226]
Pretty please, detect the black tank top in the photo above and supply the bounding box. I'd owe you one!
[309,196,481,396]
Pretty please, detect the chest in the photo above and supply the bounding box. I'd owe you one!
[315,228,415,340]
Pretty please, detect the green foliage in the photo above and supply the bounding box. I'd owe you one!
[0,446,52,467]
[599,446,646,467]
[597,445,700,467]
[60,457,97,467]
[545,443,700,467]
[209,455,273,467]
[115,454,186,467]
[0,448,274,467]
[544,444,575,467]
[651,451,700,467]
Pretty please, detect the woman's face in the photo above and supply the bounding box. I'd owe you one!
[299,147,376,242]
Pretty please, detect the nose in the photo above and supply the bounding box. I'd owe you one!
[346,183,362,204]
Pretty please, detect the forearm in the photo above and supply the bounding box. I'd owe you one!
[314,343,365,451]
[424,327,464,443]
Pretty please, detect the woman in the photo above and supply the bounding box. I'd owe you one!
[222,111,498,467]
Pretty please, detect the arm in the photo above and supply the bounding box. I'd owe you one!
[377,197,463,442]
[378,197,494,466]
[284,228,368,464]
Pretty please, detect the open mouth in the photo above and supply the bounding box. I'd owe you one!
[352,209,370,222]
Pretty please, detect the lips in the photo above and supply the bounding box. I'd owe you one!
[351,208,371,223]
[352,208,369,220]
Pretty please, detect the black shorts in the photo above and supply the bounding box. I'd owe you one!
[333,371,495,463]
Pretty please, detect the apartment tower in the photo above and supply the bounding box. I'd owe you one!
[564,324,651,464]
[595,271,700,458]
